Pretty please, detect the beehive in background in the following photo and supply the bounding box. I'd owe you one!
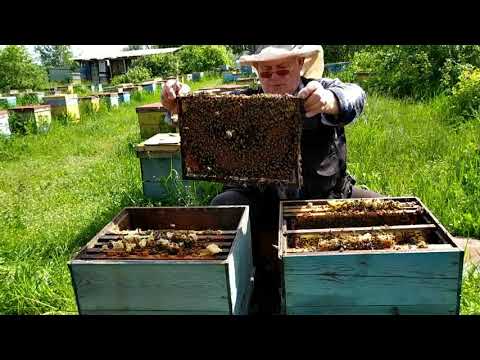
[135,133,187,200]
[43,94,80,121]
[78,95,100,113]
[0,110,10,136]
[97,92,119,109]
[8,105,52,134]
[0,96,17,108]
[140,81,157,93]
[136,102,174,139]
[118,92,130,104]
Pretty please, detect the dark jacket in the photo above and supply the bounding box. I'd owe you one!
[234,77,366,199]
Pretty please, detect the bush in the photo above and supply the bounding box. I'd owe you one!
[0,45,49,91]
[446,67,480,120]
[111,66,152,85]
[349,45,480,100]
[177,45,234,74]
[132,53,179,78]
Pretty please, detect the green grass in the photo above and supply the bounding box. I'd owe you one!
[0,82,479,315]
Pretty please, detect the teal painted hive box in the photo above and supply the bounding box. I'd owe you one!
[0,110,10,136]
[278,197,464,315]
[135,133,189,200]
[69,205,254,315]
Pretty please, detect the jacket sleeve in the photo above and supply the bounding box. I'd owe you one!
[318,77,366,127]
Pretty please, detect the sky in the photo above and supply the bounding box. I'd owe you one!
[0,45,129,63]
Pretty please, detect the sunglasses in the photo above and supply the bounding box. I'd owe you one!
[259,69,291,79]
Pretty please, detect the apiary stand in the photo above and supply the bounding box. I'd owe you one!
[278,197,464,315]
[69,206,254,315]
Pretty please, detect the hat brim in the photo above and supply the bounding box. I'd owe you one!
[239,49,320,66]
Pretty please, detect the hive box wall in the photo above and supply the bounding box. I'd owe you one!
[282,250,463,315]
[69,206,253,315]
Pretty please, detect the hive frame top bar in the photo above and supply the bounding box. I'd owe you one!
[278,197,462,257]
[70,205,250,265]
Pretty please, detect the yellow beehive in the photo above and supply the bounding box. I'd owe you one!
[43,94,80,121]
[78,95,100,113]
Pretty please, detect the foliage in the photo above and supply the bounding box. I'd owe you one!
[0,46,49,91]
[177,45,234,74]
[111,66,152,85]
[34,45,74,69]
[132,53,179,77]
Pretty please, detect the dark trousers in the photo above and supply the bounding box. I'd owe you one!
[210,184,381,313]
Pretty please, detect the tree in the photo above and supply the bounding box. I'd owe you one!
[123,45,145,51]
[34,45,74,68]
[0,45,49,91]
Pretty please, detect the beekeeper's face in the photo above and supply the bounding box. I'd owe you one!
[255,57,304,95]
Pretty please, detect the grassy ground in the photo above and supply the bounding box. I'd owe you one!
[0,82,478,314]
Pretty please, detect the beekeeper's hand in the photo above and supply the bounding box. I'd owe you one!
[161,79,191,114]
[298,81,339,118]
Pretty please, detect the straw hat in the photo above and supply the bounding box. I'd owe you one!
[239,45,324,79]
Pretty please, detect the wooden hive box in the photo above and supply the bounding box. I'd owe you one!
[96,92,119,109]
[78,95,100,113]
[56,84,74,94]
[135,133,188,200]
[8,105,52,134]
[118,91,130,104]
[178,93,304,186]
[43,94,80,121]
[0,110,10,136]
[69,206,254,315]
[0,96,17,108]
[136,102,174,139]
[140,81,157,93]
[277,197,464,315]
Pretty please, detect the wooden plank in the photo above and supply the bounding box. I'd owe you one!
[284,250,461,278]
[227,207,253,315]
[285,244,454,253]
[284,224,436,235]
[283,210,419,217]
[285,275,459,307]
[81,309,230,315]
[71,262,230,313]
[284,251,461,308]
[286,304,457,315]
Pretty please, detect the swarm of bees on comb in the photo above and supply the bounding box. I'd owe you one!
[289,230,428,252]
[288,199,424,229]
[178,93,304,186]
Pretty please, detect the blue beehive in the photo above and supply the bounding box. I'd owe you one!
[0,96,17,108]
[325,62,351,73]
[119,92,130,104]
[240,65,253,75]
[141,81,157,93]
[192,72,204,82]
[223,72,235,83]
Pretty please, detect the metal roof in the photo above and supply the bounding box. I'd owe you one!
[73,47,182,61]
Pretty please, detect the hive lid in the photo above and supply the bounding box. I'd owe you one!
[10,104,51,112]
[136,133,180,153]
[43,94,78,99]
[135,102,167,113]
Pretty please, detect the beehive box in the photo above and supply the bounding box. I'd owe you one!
[69,206,254,315]
[56,84,74,94]
[135,133,188,200]
[0,110,10,136]
[192,72,204,81]
[78,96,100,113]
[277,197,464,315]
[0,96,17,108]
[43,94,80,121]
[118,92,130,104]
[96,92,119,109]
[136,102,174,139]
[140,81,157,93]
[178,93,304,186]
[8,105,52,134]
